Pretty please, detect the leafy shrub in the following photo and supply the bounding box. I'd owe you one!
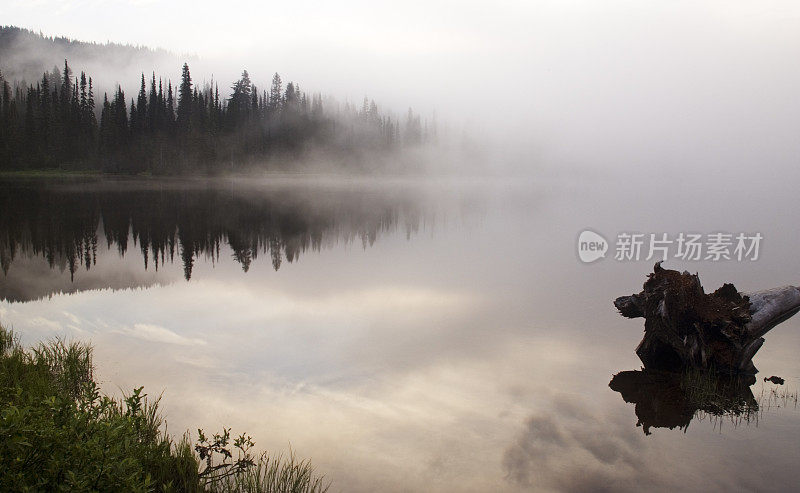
[0,326,328,492]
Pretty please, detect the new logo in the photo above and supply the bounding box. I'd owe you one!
[577,230,608,263]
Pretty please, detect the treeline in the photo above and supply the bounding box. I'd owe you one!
[0,60,432,173]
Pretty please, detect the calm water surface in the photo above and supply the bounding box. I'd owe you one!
[2,174,800,492]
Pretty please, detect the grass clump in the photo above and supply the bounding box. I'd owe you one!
[679,367,758,417]
[0,326,328,492]
[197,430,329,493]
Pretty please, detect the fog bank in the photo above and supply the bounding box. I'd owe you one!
[3,1,800,175]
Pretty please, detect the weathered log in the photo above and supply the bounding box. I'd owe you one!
[746,286,800,339]
[614,262,800,375]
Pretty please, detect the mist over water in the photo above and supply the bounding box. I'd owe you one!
[2,1,800,490]
[1,174,800,491]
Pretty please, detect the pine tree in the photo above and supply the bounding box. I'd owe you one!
[268,72,282,116]
[228,70,253,127]
[157,78,164,132]
[0,72,13,166]
[100,93,111,155]
[39,73,53,163]
[284,82,296,109]
[79,72,88,115]
[167,81,175,125]
[176,63,192,131]
[87,78,96,126]
[148,73,157,133]
[130,99,138,134]
[136,74,147,133]
[60,59,72,107]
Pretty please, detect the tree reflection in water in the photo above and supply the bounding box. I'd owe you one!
[0,178,435,301]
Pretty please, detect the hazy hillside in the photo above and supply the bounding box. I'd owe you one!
[0,26,182,88]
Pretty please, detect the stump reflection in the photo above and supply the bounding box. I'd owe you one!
[609,369,758,435]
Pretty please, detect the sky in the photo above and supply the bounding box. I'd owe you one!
[3,0,800,172]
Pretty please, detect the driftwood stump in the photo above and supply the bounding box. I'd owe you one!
[614,262,800,376]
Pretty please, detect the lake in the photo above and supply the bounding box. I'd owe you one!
[1,173,800,492]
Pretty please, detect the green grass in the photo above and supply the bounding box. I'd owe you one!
[680,367,758,417]
[681,367,799,431]
[0,326,329,492]
[204,450,330,493]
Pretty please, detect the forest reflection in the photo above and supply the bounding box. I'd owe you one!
[0,178,434,302]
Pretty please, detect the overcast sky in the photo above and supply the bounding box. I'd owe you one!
[4,0,800,172]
